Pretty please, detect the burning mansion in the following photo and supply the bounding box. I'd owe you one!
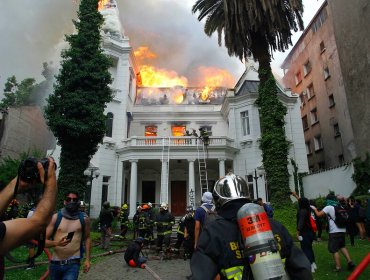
[51,1,308,218]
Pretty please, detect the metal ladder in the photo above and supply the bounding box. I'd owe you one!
[161,137,170,203]
[197,140,209,194]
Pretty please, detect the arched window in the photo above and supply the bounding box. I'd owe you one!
[106,112,114,137]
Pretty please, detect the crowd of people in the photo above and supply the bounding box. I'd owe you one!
[0,164,369,279]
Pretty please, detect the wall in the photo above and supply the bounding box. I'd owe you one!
[302,163,356,198]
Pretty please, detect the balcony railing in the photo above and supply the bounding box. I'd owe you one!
[122,136,235,148]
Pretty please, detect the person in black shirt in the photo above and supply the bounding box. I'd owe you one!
[124,237,147,268]
[99,201,114,250]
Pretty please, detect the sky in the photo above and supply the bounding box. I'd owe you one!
[0,0,324,92]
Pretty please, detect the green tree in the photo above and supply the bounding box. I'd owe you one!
[352,153,370,196]
[45,0,112,207]
[0,75,36,108]
[192,0,304,202]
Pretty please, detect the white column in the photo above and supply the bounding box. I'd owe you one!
[188,159,196,207]
[218,158,226,178]
[129,160,138,217]
[160,160,168,204]
[115,159,123,207]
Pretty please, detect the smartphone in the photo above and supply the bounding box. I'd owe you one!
[66,232,75,241]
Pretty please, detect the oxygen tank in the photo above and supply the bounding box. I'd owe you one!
[237,203,287,280]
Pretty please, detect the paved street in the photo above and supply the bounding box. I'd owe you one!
[79,253,191,280]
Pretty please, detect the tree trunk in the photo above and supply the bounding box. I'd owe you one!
[251,32,290,204]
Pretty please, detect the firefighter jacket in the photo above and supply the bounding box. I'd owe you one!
[190,200,312,280]
[120,209,129,225]
[155,211,175,236]
[138,211,151,230]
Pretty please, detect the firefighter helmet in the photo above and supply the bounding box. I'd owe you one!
[137,205,142,211]
[142,204,149,210]
[122,203,128,210]
[147,202,152,208]
[213,173,250,208]
[186,205,194,213]
[160,203,168,211]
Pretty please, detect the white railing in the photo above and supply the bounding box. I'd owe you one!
[122,136,235,148]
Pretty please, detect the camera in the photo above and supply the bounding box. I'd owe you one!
[18,157,57,183]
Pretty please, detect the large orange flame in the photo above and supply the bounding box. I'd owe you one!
[98,0,109,11]
[134,46,234,102]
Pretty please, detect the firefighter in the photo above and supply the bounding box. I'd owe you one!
[199,128,209,145]
[155,203,175,256]
[147,202,155,245]
[173,210,187,255]
[190,173,312,280]
[124,237,147,268]
[133,206,142,239]
[119,203,129,239]
[138,204,151,245]
[183,206,195,260]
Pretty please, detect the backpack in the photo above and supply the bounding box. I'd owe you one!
[51,211,86,257]
[200,205,218,228]
[329,205,349,228]
[309,211,317,233]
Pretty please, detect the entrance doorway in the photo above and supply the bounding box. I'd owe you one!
[171,181,186,216]
[142,181,156,204]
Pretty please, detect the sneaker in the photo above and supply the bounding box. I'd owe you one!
[311,265,315,273]
[312,262,317,270]
[333,268,342,273]
[347,261,356,271]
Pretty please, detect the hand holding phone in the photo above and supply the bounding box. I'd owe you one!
[66,232,75,241]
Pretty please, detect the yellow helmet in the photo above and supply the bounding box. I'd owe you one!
[122,204,128,210]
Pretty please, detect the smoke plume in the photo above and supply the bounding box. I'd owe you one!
[0,0,245,93]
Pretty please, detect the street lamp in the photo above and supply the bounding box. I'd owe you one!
[83,166,100,215]
[253,169,263,199]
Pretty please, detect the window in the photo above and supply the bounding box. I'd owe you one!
[145,125,157,145]
[310,108,318,124]
[320,41,326,53]
[101,176,110,207]
[329,94,335,107]
[172,125,186,136]
[307,84,315,99]
[318,161,326,170]
[314,135,323,151]
[333,123,341,137]
[302,116,309,130]
[199,125,213,136]
[324,67,330,80]
[338,155,344,165]
[305,141,312,155]
[145,126,157,137]
[241,111,250,136]
[105,112,114,137]
[295,71,302,85]
[312,8,327,33]
[303,60,312,76]
[299,92,306,106]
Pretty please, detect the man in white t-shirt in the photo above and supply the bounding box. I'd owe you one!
[312,194,355,272]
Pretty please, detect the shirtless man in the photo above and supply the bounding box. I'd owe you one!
[46,192,91,280]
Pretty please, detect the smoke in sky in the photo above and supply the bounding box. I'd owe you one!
[0,0,324,92]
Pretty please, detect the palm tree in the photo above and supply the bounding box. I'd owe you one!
[192,0,304,202]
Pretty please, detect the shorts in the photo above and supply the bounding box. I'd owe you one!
[328,232,346,253]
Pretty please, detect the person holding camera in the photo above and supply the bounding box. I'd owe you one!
[0,157,57,278]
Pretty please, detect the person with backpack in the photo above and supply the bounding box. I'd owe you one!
[311,194,355,272]
[291,192,317,272]
[190,173,312,280]
[45,191,91,279]
[194,191,216,249]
